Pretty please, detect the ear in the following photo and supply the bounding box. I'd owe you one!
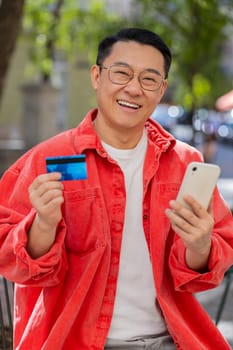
[90,65,100,90]
[158,80,168,102]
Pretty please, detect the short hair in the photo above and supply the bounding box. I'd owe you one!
[96,28,172,79]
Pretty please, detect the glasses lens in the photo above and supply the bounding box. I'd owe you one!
[106,64,163,91]
[140,71,163,91]
[109,65,132,85]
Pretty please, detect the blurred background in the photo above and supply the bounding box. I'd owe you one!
[0,1,233,348]
[0,0,233,176]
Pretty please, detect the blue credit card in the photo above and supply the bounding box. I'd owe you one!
[46,155,87,181]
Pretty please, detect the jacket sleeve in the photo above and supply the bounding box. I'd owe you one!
[169,188,233,293]
[0,154,68,286]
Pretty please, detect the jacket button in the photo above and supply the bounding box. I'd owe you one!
[143,214,148,220]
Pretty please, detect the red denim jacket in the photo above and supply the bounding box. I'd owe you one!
[0,109,233,350]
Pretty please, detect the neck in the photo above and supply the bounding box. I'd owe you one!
[93,117,145,150]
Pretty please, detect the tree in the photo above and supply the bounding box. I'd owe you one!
[17,1,131,140]
[21,0,128,84]
[0,0,25,104]
[22,0,75,83]
[1,0,233,114]
[134,0,233,112]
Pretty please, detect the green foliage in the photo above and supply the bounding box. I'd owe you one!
[73,2,128,64]
[23,0,80,81]
[21,0,233,111]
[134,0,233,109]
[22,0,128,82]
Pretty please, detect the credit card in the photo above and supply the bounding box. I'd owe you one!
[46,155,87,181]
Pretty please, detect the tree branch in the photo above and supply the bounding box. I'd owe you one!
[0,0,25,103]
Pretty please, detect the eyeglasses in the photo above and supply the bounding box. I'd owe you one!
[99,64,165,91]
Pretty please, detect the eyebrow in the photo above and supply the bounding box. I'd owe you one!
[112,61,163,77]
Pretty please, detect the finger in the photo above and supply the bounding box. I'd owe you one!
[38,188,64,206]
[207,198,213,215]
[32,189,64,220]
[179,195,209,218]
[29,173,63,197]
[165,207,195,234]
[30,172,62,191]
[169,199,214,236]
[37,181,64,199]
[168,199,199,227]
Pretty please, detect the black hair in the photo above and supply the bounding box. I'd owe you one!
[96,28,172,79]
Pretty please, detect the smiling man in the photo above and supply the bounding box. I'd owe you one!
[0,28,233,350]
[91,39,167,149]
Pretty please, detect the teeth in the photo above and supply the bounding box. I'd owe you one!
[117,100,140,109]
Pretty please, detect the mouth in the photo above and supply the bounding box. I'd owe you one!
[117,99,142,110]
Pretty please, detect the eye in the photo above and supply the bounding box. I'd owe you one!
[143,76,157,82]
[114,68,131,77]
[140,71,163,89]
[110,66,132,83]
[142,74,160,83]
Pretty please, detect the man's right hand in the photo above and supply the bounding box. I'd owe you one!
[27,173,64,258]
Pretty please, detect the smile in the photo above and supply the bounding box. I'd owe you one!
[117,99,141,109]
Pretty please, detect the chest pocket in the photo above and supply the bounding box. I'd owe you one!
[151,182,180,235]
[155,183,180,209]
[63,187,107,255]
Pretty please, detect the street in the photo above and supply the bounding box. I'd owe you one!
[197,141,233,348]
[215,142,233,178]
[196,278,233,348]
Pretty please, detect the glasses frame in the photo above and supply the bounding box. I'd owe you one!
[99,64,165,92]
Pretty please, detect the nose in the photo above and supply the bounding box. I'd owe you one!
[123,74,143,96]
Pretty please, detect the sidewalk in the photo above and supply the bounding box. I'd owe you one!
[196,275,233,348]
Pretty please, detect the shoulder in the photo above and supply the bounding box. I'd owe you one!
[172,139,203,161]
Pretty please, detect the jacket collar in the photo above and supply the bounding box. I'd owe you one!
[73,108,176,154]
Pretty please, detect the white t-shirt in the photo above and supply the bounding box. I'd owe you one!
[102,129,166,340]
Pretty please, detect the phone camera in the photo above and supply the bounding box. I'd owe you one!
[192,166,197,172]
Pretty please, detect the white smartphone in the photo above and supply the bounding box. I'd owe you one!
[176,162,221,209]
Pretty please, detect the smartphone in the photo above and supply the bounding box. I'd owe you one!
[176,162,221,209]
[46,155,87,181]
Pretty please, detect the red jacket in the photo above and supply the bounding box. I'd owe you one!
[0,109,233,350]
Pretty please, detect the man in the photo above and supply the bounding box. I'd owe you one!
[0,28,233,350]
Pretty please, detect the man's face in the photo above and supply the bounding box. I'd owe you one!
[90,40,168,144]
